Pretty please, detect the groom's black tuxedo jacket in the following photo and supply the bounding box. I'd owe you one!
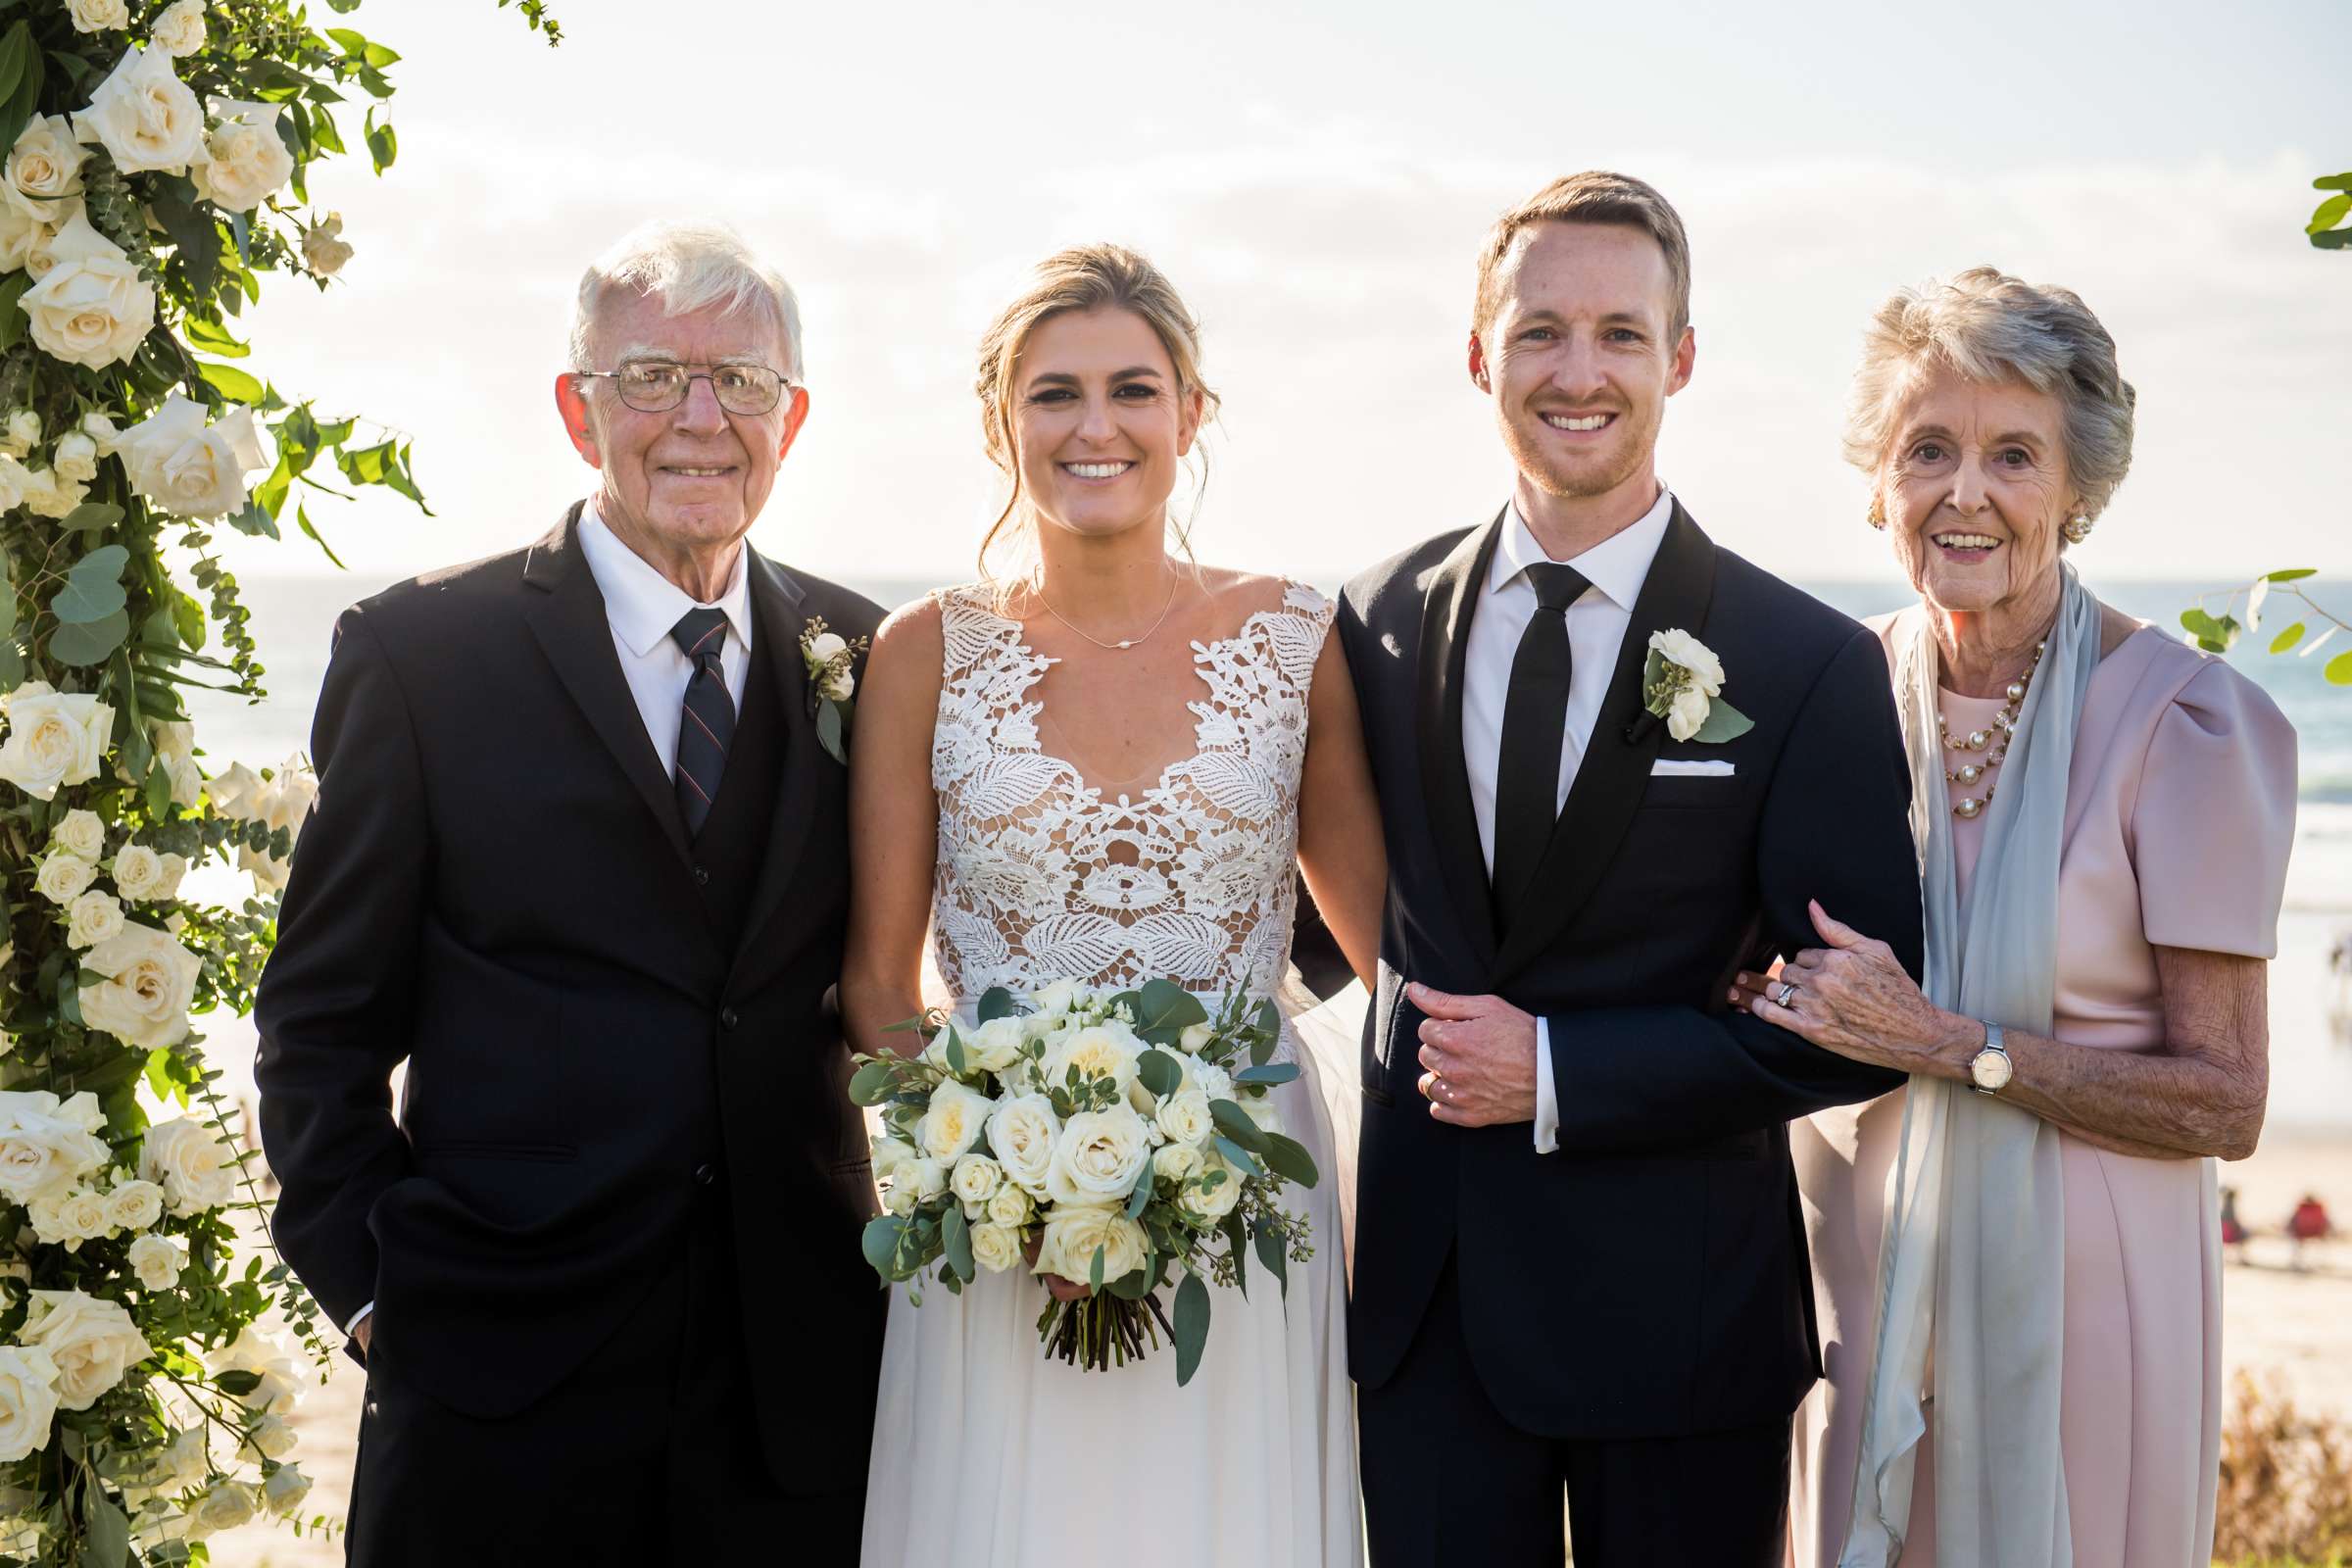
[1339,502,1922,1441]
[255,508,886,1494]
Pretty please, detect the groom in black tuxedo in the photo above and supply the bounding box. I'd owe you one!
[256,223,884,1564]
[1338,174,1924,1566]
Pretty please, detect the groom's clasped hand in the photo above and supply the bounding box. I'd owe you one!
[255,169,1939,1568]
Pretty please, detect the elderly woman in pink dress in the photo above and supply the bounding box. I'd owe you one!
[1733,268,2297,1568]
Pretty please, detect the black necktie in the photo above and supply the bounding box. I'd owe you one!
[1493,562,1590,921]
[670,608,736,838]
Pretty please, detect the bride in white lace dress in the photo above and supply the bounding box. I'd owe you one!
[843,246,1384,1567]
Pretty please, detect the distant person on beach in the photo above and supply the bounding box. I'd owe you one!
[255,220,886,1563]
[1738,269,2300,1568]
[2221,1184,2248,1263]
[2290,1193,2334,1269]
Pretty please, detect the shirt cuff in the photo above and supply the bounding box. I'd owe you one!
[345,1301,374,1337]
[1533,1016,1559,1154]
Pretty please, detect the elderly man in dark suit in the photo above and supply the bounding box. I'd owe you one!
[256,220,883,1565]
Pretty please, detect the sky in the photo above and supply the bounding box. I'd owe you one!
[206,0,2351,593]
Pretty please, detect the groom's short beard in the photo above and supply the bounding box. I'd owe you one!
[1498,405,1655,502]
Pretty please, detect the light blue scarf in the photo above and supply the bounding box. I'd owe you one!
[1840,564,2098,1567]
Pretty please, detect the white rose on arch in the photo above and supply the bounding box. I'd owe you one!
[0,1090,111,1204]
[16,210,157,368]
[192,100,293,214]
[115,395,269,520]
[300,211,352,276]
[66,889,125,950]
[139,1117,239,1215]
[19,1289,153,1410]
[126,1233,182,1291]
[64,0,129,33]
[74,43,207,174]
[0,685,114,800]
[80,924,202,1053]
[260,1463,312,1519]
[0,1346,61,1464]
[206,1324,300,1415]
[112,844,166,902]
[150,0,208,57]
[3,115,87,220]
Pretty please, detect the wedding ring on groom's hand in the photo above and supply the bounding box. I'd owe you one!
[1772,980,1798,1008]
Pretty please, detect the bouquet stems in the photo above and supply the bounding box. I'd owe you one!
[1038,1292,1177,1371]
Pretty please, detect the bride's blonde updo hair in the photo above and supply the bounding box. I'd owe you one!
[973,243,1220,583]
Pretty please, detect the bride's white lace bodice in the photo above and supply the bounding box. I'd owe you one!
[929,580,1334,1025]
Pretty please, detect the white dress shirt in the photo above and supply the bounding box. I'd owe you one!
[1460,484,1675,1153]
[346,502,757,1344]
[575,500,755,777]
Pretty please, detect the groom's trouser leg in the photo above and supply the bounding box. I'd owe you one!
[1560,1420,1789,1567]
[1359,1255,1565,1568]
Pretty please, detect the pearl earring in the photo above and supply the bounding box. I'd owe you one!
[2061,514,2093,545]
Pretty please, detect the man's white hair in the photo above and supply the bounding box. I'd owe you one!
[567,219,805,382]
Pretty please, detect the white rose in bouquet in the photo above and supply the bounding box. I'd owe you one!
[1181,1148,1246,1221]
[300,211,352,276]
[74,43,206,173]
[1045,1105,1153,1206]
[127,1233,182,1291]
[21,1290,153,1409]
[106,1177,165,1231]
[984,1095,1059,1197]
[151,0,208,57]
[1034,1202,1148,1286]
[238,1412,296,1462]
[50,808,105,860]
[966,1014,1029,1073]
[1039,1021,1143,1101]
[1152,1142,1203,1184]
[914,1078,995,1165]
[260,1463,312,1518]
[34,851,97,905]
[139,1117,238,1214]
[0,686,113,800]
[0,1347,61,1464]
[0,1090,111,1203]
[185,1480,256,1538]
[115,395,268,520]
[984,1185,1031,1228]
[1189,1060,1234,1102]
[27,1185,113,1249]
[882,1180,917,1217]
[968,1221,1022,1275]
[192,100,292,213]
[1177,1021,1215,1054]
[1241,1091,1285,1138]
[949,1152,1003,1206]
[4,116,85,220]
[81,924,202,1052]
[909,1156,948,1203]
[17,211,155,368]
[65,0,128,32]
[52,430,99,483]
[67,889,124,949]
[111,844,165,901]
[1152,1088,1214,1148]
[1028,979,1080,1019]
[207,1324,299,1414]
[870,1138,916,1190]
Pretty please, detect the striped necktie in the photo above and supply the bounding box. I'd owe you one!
[669,608,736,837]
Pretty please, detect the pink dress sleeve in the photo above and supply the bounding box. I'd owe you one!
[2132,658,2297,958]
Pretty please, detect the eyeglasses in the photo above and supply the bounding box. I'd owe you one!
[576,359,794,416]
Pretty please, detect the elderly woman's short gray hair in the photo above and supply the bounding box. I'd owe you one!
[567,220,805,382]
[1844,267,2136,521]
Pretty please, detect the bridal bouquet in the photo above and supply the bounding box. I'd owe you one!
[851,979,1318,1384]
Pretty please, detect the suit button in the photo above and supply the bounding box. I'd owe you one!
[694,1162,718,1187]
[693,866,710,887]
[720,1007,740,1030]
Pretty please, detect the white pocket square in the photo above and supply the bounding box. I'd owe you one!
[1650,760,1736,777]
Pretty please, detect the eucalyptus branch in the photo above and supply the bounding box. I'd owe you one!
[2183,569,2352,689]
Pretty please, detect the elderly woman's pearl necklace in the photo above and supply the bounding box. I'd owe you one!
[1936,638,2047,820]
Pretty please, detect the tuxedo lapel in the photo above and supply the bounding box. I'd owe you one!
[1492,503,1717,982]
[732,552,827,977]
[1416,512,1506,972]
[520,506,693,870]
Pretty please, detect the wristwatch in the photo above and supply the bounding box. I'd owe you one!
[1968,1022,2012,1095]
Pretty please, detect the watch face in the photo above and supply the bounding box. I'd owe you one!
[1972,1049,2012,1091]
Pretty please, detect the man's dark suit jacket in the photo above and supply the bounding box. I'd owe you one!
[1338,501,1923,1441]
[254,507,886,1494]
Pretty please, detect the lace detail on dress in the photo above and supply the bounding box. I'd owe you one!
[930,581,1334,1050]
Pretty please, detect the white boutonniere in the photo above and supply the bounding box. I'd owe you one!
[800,618,867,765]
[1642,628,1752,743]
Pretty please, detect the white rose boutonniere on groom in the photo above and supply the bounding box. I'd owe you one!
[800,617,868,764]
[1643,628,1753,743]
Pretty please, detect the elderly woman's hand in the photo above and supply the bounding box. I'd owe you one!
[1730,900,1977,1077]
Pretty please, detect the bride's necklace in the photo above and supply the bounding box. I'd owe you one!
[1030,567,1180,653]
[1936,637,2047,820]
